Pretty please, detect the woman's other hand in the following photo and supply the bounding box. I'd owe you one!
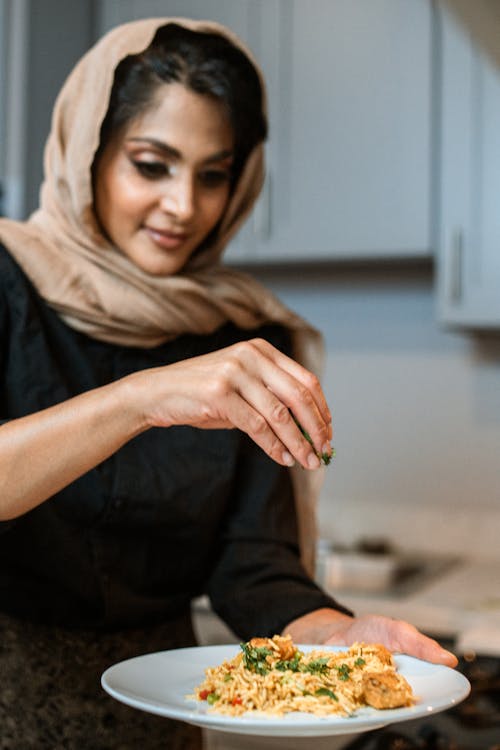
[282,608,458,667]
[133,337,333,470]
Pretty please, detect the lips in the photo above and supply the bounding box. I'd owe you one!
[144,226,189,249]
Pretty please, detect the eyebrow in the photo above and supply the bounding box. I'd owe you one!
[126,137,234,164]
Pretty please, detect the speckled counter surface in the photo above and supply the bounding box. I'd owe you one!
[0,611,203,750]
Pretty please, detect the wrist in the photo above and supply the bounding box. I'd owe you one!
[114,370,155,434]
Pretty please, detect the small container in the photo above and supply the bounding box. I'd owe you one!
[325,550,398,593]
[315,538,334,586]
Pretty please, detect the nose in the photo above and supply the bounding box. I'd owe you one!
[159,173,196,223]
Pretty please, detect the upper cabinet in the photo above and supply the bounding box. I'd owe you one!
[237,0,435,264]
[436,1,500,328]
[98,0,435,263]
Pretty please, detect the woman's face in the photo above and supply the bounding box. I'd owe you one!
[93,82,234,276]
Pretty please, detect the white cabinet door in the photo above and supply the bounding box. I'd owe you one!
[97,0,434,263]
[97,0,251,41]
[437,3,500,328]
[251,0,435,263]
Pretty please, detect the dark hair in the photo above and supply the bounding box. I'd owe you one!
[95,23,267,186]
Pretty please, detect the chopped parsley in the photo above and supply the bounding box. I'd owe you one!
[335,663,352,681]
[304,657,330,675]
[240,642,273,675]
[291,412,335,466]
[275,653,302,672]
[315,687,338,700]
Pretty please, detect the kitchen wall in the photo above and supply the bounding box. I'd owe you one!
[251,261,500,562]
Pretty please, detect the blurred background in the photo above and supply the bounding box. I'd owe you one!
[1,0,499,645]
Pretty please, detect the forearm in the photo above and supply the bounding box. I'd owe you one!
[0,375,148,520]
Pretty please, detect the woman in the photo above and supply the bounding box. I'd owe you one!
[0,18,456,748]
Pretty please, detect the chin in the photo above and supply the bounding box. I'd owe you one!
[128,249,185,277]
[140,261,180,277]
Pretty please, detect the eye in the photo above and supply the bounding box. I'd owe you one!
[132,160,169,179]
[198,169,231,189]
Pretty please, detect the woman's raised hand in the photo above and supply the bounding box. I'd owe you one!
[136,338,333,470]
[0,337,331,520]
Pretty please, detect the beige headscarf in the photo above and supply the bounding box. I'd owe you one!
[0,17,325,574]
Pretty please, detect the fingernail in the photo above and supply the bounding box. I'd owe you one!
[441,648,457,661]
[322,443,332,456]
[282,451,295,467]
[307,453,321,469]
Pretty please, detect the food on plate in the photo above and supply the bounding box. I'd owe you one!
[190,634,415,717]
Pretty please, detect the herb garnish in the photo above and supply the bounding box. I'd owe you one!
[240,642,273,675]
[304,657,330,675]
[315,687,338,700]
[291,413,335,465]
[275,653,302,672]
[335,663,352,681]
[276,654,330,676]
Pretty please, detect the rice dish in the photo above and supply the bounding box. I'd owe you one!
[190,635,414,717]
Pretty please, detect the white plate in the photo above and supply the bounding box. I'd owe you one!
[101,644,471,737]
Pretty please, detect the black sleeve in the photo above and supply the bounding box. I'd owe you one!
[206,434,353,639]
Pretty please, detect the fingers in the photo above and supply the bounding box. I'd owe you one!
[228,339,333,468]
[253,338,332,431]
[334,614,458,667]
[209,363,317,468]
[151,337,334,470]
[225,398,297,468]
[392,623,458,667]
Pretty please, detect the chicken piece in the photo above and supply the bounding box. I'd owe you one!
[350,642,394,667]
[248,637,273,650]
[361,671,414,710]
[248,634,297,661]
[273,635,297,661]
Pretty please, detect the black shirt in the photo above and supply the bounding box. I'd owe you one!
[0,245,349,636]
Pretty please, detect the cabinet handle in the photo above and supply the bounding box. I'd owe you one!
[253,172,272,241]
[449,228,464,304]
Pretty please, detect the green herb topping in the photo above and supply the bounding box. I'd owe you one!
[335,663,352,681]
[275,653,302,672]
[291,413,335,466]
[240,642,273,675]
[315,687,338,700]
[304,657,331,675]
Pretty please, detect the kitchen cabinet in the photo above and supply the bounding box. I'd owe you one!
[436,2,500,328]
[97,0,435,263]
[0,0,94,219]
[245,0,435,264]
